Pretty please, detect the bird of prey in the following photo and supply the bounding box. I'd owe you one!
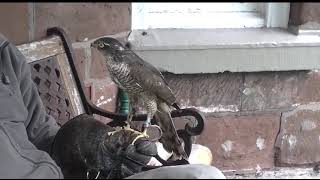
[91,37,188,160]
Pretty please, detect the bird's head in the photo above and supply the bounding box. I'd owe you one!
[91,37,125,55]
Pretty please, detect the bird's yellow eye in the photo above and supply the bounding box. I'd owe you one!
[98,42,105,48]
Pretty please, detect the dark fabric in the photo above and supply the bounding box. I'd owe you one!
[0,34,62,178]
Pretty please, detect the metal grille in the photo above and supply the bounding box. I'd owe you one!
[30,57,74,126]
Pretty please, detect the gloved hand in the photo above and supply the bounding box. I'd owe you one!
[103,126,158,178]
[50,114,157,179]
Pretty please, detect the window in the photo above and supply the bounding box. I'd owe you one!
[132,3,290,29]
[128,3,320,74]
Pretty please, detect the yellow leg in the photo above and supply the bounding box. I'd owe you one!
[131,133,148,145]
[131,126,150,145]
[124,117,132,130]
[141,114,152,138]
[107,127,122,136]
[141,127,149,138]
[123,125,140,133]
[124,111,133,128]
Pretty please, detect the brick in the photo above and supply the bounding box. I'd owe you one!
[163,72,242,113]
[289,3,320,28]
[242,71,299,111]
[91,80,118,121]
[0,3,30,45]
[289,3,304,26]
[34,3,131,42]
[84,82,92,99]
[300,3,320,25]
[93,114,113,125]
[196,113,281,171]
[73,48,86,82]
[296,71,320,104]
[91,80,118,111]
[90,48,109,79]
[275,103,320,166]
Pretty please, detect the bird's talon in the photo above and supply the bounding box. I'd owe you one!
[131,133,146,145]
[123,124,132,131]
[131,129,150,145]
[107,132,114,136]
[107,127,124,136]
[107,130,117,136]
[142,129,149,139]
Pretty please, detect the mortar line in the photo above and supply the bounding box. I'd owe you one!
[239,72,246,112]
[28,2,35,41]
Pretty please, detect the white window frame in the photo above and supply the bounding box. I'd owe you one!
[132,3,290,30]
[264,3,290,28]
[127,3,320,74]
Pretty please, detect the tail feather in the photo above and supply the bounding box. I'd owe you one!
[154,102,188,160]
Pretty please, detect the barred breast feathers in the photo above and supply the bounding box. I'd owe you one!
[107,60,143,95]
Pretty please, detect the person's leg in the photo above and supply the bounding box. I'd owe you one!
[125,164,226,179]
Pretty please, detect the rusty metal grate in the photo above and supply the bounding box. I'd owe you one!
[30,56,74,126]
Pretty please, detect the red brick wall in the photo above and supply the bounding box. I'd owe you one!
[165,70,320,171]
[289,3,320,29]
[0,3,30,45]
[0,3,130,124]
[1,2,320,174]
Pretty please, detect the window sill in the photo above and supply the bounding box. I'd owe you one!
[127,28,320,74]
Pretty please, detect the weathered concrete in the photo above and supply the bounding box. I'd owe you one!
[225,167,320,179]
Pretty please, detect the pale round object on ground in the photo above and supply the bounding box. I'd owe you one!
[148,143,213,166]
[188,144,213,165]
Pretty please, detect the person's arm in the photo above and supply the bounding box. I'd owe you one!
[9,42,60,153]
[0,35,63,178]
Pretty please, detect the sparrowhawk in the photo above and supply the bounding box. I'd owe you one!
[91,37,188,160]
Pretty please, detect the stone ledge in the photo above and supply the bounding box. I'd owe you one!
[225,167,320,179]
[129,28,320,50]
[128,28,320,74]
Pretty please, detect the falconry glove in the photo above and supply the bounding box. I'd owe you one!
[103,127,158,178]
[50,114,157,179]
